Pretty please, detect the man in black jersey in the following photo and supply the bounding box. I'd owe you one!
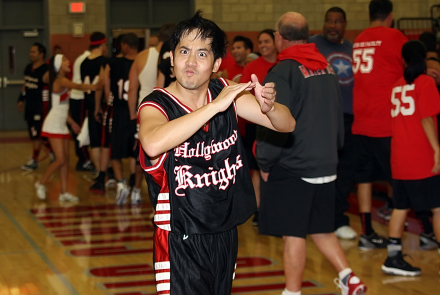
[105,33,139,205]
[138,11,295,295]
[18,43,49,171]
[80,32,110,194]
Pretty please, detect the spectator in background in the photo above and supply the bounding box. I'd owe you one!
[310,7,357,240]
[227,35,253,82]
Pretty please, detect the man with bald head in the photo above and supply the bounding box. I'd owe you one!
[256,12,367,295]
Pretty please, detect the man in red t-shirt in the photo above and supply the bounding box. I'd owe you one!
[352,0,408,250]
[226,36,253,82]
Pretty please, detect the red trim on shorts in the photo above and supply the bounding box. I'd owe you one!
[154,227,171,294]
[41,132,70,139]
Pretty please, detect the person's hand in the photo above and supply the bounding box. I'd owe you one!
[427,68,440,85]
[212,81,252,113]
[17,101,24,112]
[432,149,440,174]
[248,74,276,114]
[70,122,81,134]
[260,170,269,182]
[94,109,102,123]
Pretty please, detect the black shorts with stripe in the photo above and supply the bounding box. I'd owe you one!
[110,106,136,159]
[154,226,238,295]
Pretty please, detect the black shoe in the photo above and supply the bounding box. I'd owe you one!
[381,253,421,276]
[358,232,388,250]
[419,232,437,250]
[90,181,105,194]
[252,210,259,226]
[76,160,95,172]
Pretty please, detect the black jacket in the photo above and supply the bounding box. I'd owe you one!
[256,59,344,178]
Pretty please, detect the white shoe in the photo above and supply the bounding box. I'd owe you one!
[335,225,357,240]
[35,181,46,200]
[116,181,129,206]
[130,188,143,205]
[59,192,79,202]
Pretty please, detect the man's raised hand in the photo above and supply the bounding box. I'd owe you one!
[250,74,276,114]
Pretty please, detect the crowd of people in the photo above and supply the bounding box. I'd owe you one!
[16,0,440,294]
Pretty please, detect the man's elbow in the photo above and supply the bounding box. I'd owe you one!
[141,140,162,159]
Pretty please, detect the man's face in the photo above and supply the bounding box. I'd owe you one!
[231,41,250,65]
[171,30,221,90]
[323,12,346,43]
[29,46,42,63]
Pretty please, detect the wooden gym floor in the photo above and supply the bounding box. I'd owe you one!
[0,131,438,295]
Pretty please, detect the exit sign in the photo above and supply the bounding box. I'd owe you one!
[69,2,86,13]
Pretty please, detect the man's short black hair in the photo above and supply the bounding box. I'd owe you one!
[33,42,46,58]
[170,10,227,61]
[369,0,393,22]
[232,35,254,52]
[121,33,139,50]
[418,31,437,52]
[325,7,347,22]
[277,17,309,42]
[158,23,177,42]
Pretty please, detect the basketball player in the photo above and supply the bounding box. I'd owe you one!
[352,0,407,250]
[18,43,49,171]
[70,47,94,172]
[309,7,357,240]
[137,11,295,294]
[80,32,110,193]
[381,40,440,276]
[106,33,139,205]
[128,23,176,204]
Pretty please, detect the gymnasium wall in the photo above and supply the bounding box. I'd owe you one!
[48,0,440,62]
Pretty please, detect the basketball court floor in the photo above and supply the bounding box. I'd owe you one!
[0,131,438,295]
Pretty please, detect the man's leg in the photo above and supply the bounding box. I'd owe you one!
[311,233,349,272]
[283,236,306,293]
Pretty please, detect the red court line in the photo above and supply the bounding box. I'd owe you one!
[30,204,153,214]
[61,235,153,246]
[51,224,154,238]
[0,137,31,143]
[35,210,152,220]
[42,217,149,228]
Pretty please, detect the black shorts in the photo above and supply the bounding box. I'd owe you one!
[88,111,102,148]
[101,105,113,148]
[154,227,238,295]
[392,175,440,211]
[110,108,136,159]
[27,114,43,140]
[354,135,391,183]
[259,165,335,238]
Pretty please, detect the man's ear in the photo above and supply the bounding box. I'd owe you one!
[212,57,222,73]
[170,51,174,67]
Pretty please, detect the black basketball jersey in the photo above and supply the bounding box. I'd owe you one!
[138,78,256,235]
[80,56,107,110]
[108,57,134,108]
[23,63,48,118]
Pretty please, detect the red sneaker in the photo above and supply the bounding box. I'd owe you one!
[334,272,367,295]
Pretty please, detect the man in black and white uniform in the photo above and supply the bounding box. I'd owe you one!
[137,11,295,295]
[18,43,49,171]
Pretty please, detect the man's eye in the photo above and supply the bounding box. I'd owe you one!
[199,52,206,57]
[180,49,188,54]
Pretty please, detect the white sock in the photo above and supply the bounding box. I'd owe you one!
[281,288,301,295]
[339,267,352,282]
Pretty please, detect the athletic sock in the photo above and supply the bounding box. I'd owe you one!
[98,171,106,183]
[129,173,135,188]
[32,149,40,161]
[415,211,433,234]
[360,213,373,236]
[281,289,301,295]
[388,237,402,257]
[107,167,115,178]
[386,196,394,209]
[339,268,352,285]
